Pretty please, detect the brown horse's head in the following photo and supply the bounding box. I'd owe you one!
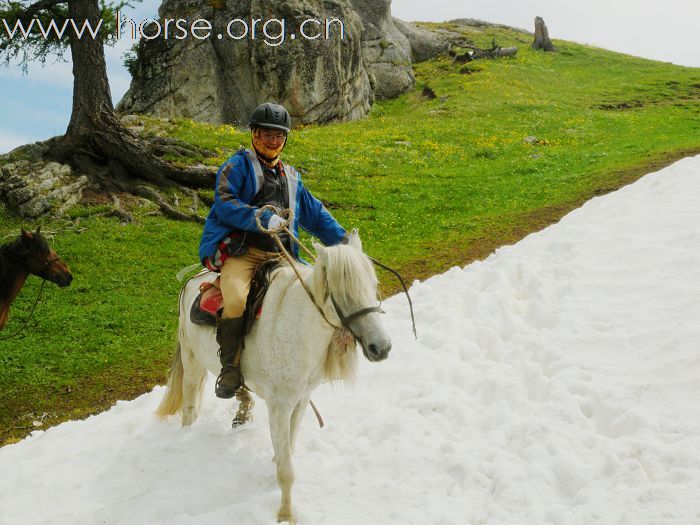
[17,228,73,287]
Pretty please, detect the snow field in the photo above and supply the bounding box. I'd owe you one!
[1,155,700,524]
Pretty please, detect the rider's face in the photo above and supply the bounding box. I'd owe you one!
[260,129,286,149]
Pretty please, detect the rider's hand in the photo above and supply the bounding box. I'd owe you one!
[268,214,286,231]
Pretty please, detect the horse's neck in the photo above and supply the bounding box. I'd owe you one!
[271,265,333,323]
[0,267,27,330]
[0,252,28,305]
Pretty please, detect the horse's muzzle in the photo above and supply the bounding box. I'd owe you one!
[56,274,73,287]
[362,339,391,362]
[47,271,73,287]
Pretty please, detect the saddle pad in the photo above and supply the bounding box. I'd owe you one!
[189,280,222,327]
[189,262,278,328]
[199,281,223,316]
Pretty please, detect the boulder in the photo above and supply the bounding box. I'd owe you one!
[392,18,449,63]
[348,0,414,100]
[117,0,372,127]
[0,158,89,218]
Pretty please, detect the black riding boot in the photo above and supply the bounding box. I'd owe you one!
[215,316,245,399]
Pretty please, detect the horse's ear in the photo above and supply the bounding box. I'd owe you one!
[348,228,362,251]
[310,241,328,296]
[35,226,41,236]
[20,228,32,242]
[312,241,324,255]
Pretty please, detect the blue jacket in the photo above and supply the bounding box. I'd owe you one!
[199,148,346,263]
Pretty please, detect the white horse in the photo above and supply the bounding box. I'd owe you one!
[157,230,392,524]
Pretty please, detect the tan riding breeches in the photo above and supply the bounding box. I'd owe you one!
[219,246,282,319]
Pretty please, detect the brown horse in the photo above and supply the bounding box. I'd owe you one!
[0,228,73,330]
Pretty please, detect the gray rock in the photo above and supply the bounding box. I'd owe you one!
[45,162,72,178]
[117,0,372,127]
[448,18,531,34]
[120,115,146,127]
[4,174,26,189]
[0,160,85,218]
[6,186,34,207]
[2,162,28,179]
[392,18,449,62]
[349,0,414,100]
[35,176,60,192]
[523,136,538,144]
[19,196,52,218]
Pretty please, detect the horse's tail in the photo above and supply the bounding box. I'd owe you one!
[156,342,185,417]
[323,328,358,385]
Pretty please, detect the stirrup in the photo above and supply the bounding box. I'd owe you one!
[215,366,243,399]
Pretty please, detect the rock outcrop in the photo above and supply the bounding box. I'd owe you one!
[117,0,373,127]
[348,0,414,100]
[0,157,88,218]
[117,0,419,126]
[392,18,449,63]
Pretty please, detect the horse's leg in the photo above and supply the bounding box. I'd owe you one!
[267,402,296,524]
[232,388,255,428]
[289,396,310,455]
[181,343,207,427]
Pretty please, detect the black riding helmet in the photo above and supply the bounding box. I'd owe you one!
[249,102,292,133]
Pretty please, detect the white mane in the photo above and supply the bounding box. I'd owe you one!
[322,244,378,306]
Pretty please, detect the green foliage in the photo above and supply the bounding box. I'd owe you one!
[122,41,139,76]
[1,25,700,441]
[0,0,135,71]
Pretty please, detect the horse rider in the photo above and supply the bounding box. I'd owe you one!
[199,102,348,399]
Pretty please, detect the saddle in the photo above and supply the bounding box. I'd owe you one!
[190,259,282,335]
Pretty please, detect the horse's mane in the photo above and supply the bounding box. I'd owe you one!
[323,244,378,305]
[259,244,375,385]
[0,233,50,302]
[321,244,377,385]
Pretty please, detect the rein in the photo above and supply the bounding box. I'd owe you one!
[254,206,418,339]
[255,206,384,333]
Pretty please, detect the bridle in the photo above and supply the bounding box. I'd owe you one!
[330,295,383,331]
[0,246,60,281]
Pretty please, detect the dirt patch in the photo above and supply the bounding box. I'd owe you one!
[324,200,376,211]
[422,85,437,99]
[595,100,645,110]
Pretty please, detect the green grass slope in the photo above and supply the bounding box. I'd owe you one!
[1,24,699,443]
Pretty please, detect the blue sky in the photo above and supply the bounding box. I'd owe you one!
[1,0,699,154]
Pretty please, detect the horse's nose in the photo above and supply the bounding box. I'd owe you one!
[368,340,391,361]
[59,273,73,287]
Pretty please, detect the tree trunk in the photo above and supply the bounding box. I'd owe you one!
[40,0,213,221]
[532,16,557,52]
[64,0,113,141]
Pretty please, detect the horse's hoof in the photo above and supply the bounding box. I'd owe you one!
[231,416,251,429]
[277,511,296,524]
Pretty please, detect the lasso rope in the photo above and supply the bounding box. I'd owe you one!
[254,205,418,339]
[254,205,343,330]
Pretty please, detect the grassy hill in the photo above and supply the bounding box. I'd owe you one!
[1,22,699,443]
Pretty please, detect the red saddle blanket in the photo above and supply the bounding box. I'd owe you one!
[195,278,263,320]
[191,260,279,328]
[198,279,223,316]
